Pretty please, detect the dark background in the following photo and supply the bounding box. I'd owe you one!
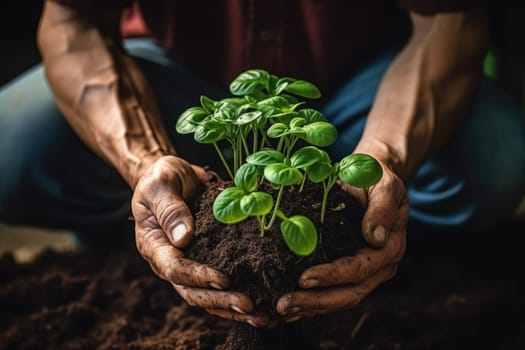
[1,1,524,109]
[0,2,42,86]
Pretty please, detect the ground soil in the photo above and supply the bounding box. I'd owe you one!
[1,182,525,349]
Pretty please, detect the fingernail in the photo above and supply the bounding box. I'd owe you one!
[231,305,246,314]
[209,282,223,290]
[301,279,320,289]
[172,223,187,242]
[246,319,259,328]
[372,226,386,244]
[285,315,301,323]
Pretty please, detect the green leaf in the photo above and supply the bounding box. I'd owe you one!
[290,117,307,128]
[298,109,327,123]
[301,121,338,147]
[290,146,323,169]
[221,97,247,107]
[246,149,285,166]
[268,74,280,95]
[240,192,274,216]
[305,150,332,183]
[281,93,299,104]
[267,123,289,138]
[338,153,383,188]
[306,162,332,183]
[281,215,318,256]
[287,126,306,137]
[200,95,216,113]
[274,80,289,95]
[257,96,290,110]
[176,107,209,134]
[284,80,321,99]
[234,111,262,126]
[267,112,301,126]
[229,69,270,96]
[264,163,303,186]
[236,102,258,115]
[213,187,248,224]
[193,120,225,144]
[215,102,237,120]
[234,163,259,192]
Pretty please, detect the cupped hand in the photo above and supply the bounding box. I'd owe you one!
[276,159,408,322]
[131,155,275,328]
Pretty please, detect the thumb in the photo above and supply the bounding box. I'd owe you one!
[361,189,397,249]
[154,192,195,248]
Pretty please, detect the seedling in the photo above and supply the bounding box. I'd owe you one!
[176,69,382,256]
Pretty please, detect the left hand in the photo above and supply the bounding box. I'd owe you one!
[276,160,408,322]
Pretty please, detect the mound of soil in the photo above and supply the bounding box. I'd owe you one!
[1,217,525,349]
[185,179,365,314]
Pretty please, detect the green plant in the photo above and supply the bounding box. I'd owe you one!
[176,69,382,256]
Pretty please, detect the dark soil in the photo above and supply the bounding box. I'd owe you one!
[185,178,365,315]
[184,178,366,348]
[1,187,525,349]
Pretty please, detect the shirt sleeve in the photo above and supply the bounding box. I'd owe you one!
[398,0,482,14]
[50,0,133,11]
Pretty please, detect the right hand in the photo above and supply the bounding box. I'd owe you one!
[131,155,276,328]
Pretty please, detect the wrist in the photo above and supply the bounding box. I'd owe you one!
[121,150,176,190]
[353,138,410,183]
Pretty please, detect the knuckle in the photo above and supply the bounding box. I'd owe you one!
[176,285,196,306]
[390,235,406,262]
[164,256,184,282]
[343,257,370,282]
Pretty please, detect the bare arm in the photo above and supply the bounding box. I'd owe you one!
[37,0,174,188]
[277,4,489,321]
[355,4,489,182]
[37,1,272,327]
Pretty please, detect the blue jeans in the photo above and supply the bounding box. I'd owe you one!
[1,38,524,237]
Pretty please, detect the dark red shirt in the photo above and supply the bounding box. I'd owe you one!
[55,0,482,89]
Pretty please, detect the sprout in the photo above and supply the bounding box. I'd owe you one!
[176,69,382,256]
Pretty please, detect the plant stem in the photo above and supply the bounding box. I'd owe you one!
[320,175,338,223]
[276,137,284,153]
[299,173,307,192]
[241,133,251,158]
[264,185,285,230]
[212,142,234,180]
[320,181,329,223]
[256,216,266,237]
[234,137,244,173]
[252,127,258,153]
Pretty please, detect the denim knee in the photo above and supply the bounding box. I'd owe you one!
[409,77,525,232]
[0,65,64,222]
[0,65,131,229]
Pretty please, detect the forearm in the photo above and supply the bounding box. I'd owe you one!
[37,1,175,189]
[355,5,489,182]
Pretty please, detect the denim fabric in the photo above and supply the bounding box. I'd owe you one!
[321,47,525,233]
[1,38,524,237]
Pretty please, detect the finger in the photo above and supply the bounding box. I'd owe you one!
[136,228,229,289]
[297,229,405,288]
[206,309,279,329]
[173,283,254,314]
[151,192,195,248]
[361,174,408,248]
[277,264,397,320]
[191,164,222,183]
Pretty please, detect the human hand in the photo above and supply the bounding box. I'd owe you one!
[132,155,275,328]
[276,159,408,322]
